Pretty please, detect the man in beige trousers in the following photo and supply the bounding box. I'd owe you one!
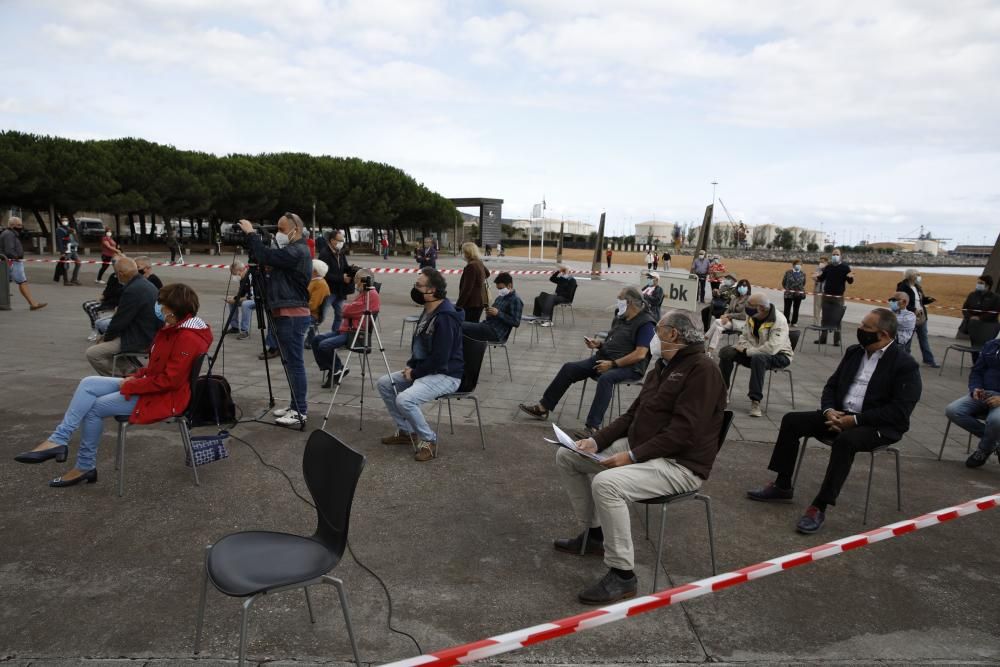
[554,311,727,604]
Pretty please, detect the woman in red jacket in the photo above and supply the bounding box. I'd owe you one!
[14,283,213,487]
[96,229,118,283]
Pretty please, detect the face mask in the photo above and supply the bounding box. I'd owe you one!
[615,299,628,316]
[232,274,241,283]
[497,287,510,297]
[915,276,922,285]
[648,334,661,359]
[888,300,899,312]
[794,265,801,271]
[138,268,146,276]
[723,278,733,287]
[698,254,705,259]
[857,327,880,347]
[410,286,428,305]
[975,283,986,292]
[105,232,112,237]
[334,241,344,250]
[154,302,166,322]
[830,255,841,264]
[274,232,290,248]
[746,307,757,318]
[61,221,68,227]
[737,285,748,296]
[645,279,654,287]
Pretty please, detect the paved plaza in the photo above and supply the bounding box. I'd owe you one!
[1,253,998,666]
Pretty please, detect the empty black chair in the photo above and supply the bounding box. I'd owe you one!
[113,352,207,497]
[193,430,364,666]
[435,335,488,451]
[799,302,847,356]
[939,319,1000,376]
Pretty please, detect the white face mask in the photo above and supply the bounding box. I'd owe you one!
[915,276,922,285]
[497,287,510,297]
[648,334,661,359]
[793,265,801,271]
[830,255,841,264]
[334,240,344,250]
[274,231,290,248]
[615,299,628,316]
[105,232,112,237]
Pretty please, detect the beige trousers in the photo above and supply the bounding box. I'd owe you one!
[86,337,126,377]
[556,438,701,570]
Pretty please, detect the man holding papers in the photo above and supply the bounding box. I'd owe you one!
[554,311,727,604]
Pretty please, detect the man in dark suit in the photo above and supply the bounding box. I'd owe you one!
[85,257,162,376]
[747,308,922,534]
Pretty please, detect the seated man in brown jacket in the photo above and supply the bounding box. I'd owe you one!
[554,310,727,604]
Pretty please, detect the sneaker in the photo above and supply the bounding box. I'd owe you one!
[272,405,294,418]
[70,280,82,286]
[578,569,638,605]
[414,440,437,462]
[275,410,306,427]
[795,505,826,534]
[748,401,763,418]
[225,327,240,334]
[258,348,280,360]
[539,320,554,327]
[87,332,98,342]
[236,331,250,340]
[553,531,605,556]
[518,403,550,420]
[924,361,941,369]
[966,449,991,468]
[95,279,105,284]
[381,430,415,445]
[747,482,794,502]
[332,368,350,384]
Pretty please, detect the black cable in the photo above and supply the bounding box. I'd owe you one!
[227,432,423,655]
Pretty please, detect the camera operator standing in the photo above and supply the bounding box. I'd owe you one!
[318,229,354,333]
[238,213,313,426]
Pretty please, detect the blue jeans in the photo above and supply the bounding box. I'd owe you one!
[313,331,350,372]
[327,294,345,333]
[540,358,643,429]
[227,299,255,332]
[49,376,138,471]
[96,316,112,335]
[945,392,1000,454]
[377,371,461,442]
[913,319,936,364]
[273,315,311,415]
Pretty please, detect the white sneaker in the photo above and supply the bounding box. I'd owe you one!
[272,406,294,417]
[95,279,105,284]
[748,401,763,418]
[87,332,98,342]
[275,410,306,426]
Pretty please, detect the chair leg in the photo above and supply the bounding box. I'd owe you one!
[117,422,128,498]
[399,322,405,348]
[114,421,124,472]
[727,367,737,401]
[863,452,876,525]
[891,446,902,512]
[193,545,212,654]
[700,494,718,576]
[938,420,951,460]
[447,398,454,435]
[652,504,668,592]
[967,432,973,454]
[959,351,966,376]
[473,397,486,450]
[180,421,200,487]
[304,587,316,624]
[644,504,650,539]
[436,400,443,433]
[791,438,809,488]
[487,345,494,374]
[237,593,260,667]
[504,346,513,381]
[938,347,949,376]
[570,304,575,325]
[325,576,362,667]
[576,379,588,420]
[548,323,556,348]
[579,526,589,555]
[787,370,796,409]
[764,371,773,414]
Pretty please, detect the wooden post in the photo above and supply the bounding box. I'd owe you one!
[591,212,606,277]
[984,231,1000,294]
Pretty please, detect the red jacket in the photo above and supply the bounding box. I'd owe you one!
[121,315,213,424]
[101,235,117,256]
[340,289,380,333]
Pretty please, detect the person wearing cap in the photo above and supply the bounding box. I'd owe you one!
[641,272,663,320]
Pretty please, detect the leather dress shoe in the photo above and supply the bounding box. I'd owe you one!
[747,482,794,502]
[15,445,68,464]
[49,469,98,487]
[553,531,604,556]
[578,569,637,605]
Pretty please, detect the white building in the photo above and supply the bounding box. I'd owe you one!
[511,218,595,236]
[634,220,680,244]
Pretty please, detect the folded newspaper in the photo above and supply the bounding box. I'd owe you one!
[544,423,606,462]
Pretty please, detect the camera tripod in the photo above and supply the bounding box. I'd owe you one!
[320,285,395,432]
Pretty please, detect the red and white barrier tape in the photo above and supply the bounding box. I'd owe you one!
[380,493,999,667]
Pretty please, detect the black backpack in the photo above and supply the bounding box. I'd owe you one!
[188,374,237,427]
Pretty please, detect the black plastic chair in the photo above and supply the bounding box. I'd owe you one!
[727,330,801,413]
[398,313,421,347]
[939,319,1000,376]
[194,430,364,667]
[435,336,488,451]
[937,417,974,461]
[113,352,207,497]
[799,302,847,356]
[791,434,901,525]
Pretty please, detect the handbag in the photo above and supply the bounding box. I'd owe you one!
[185,430,230,467]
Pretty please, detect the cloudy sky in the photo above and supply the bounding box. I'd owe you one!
[2,0,999,246]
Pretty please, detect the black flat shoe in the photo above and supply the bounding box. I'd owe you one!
[49,469,98,487]
[14,445,68,464]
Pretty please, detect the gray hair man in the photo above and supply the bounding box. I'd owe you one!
[553,310,727,604]
[520,286,656,436]
[718,292,794,417]
[895,268,938,367]
[86,257,162,376]
[0,217,46,310]
[888,291,915,347]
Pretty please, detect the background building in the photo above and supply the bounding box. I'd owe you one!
[511,218,595,236]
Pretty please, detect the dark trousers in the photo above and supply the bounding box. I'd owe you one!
[97,255,113,281]
[718,348,791,402]
[769,410,892,507]
[533,293,569,318]
[783,296,803,325]
[606,257,612,269]
[696,276,707,303]
[540,358,642,428]
[168,245,180,262]
[464,306,484,323]
[817,295,844,344]
[462,322,502,343]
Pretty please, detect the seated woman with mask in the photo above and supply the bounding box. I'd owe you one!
[14,284,213,488]
[704,279,752,355]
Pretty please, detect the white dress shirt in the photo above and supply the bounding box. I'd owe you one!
[842,340,893,414]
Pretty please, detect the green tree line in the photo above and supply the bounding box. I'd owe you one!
[0,130,461,246]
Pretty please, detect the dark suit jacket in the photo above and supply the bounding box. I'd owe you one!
[104,274,163,352]
[820,342,922,442]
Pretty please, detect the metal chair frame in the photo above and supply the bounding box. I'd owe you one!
[435,393,487,451]
[725,331,800,414]
[798,304,847,357]
[554,301,575,325]
[111,351,149,377]
[937,418,975,460]
[398,314,420,347]
[486,340,513,381]
[512,315,556,347]
[938,320,1000,376]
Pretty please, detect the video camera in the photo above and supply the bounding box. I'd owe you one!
[346,265,374,291]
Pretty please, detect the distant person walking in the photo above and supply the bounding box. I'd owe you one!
[380,235,390,260]
[661,250,671,270]
[645,250,654,270]
[96,229,117,284]
[781,259,806,326]
[55,219,82,285]
[605,246,613,270]
[416,237,437,269]
[0,216,46,310]
[814,249,853,346]
[165,225,183,263]
[652,252,659,271]
[690,250,710,304]
[896,269,939,368]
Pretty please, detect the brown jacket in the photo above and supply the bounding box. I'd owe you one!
[457,259,488,309]
[593,343,726,479]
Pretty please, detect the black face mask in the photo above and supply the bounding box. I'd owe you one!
[138,268,146,275]
[857,328,881,347]
[745,307,757,318]
[410,287,428,305]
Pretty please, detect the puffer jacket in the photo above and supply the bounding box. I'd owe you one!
[969,338,1000,393]
[122,315,213,424]
[739,303,794,359]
